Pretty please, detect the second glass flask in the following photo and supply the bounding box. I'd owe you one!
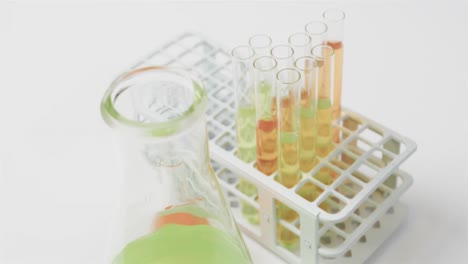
[101,66,252,264]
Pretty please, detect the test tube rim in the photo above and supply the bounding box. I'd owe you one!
[322,8,346,22]
[270,44,295,60]
[231,45,256,61]
[310,44,335,61]
[253,56,278,72]
[248,34,273,49]
[288,32,312,47]
[304,21,328,36]
[294,56,318,72]
[276,68,301,85]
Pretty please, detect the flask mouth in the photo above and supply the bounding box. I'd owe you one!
[101,66,207,136]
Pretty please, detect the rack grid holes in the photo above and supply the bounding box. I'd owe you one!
[195,58,217,73]
[369,187,391,204]
[213,69,231,83]
[210,159,221,172]
[218,168,240,185]
[296,181,324,203]
[337,178,363,199]
[383,174,402,190]
[163,44,187,57]
[213,86,234,103]
[275,199,301,256]
[345,138,372,157]
[354,200,377,218]
[335,217,361,234]
[202,77,218,93]
[214,110,235,127]
[179,52,204,66]
[359,126,384,144]
[351,162,378,183]
[211,50,230,65]
[193,41,216,55]
[330,150,357,171]
[339,115,363,140]
[207,121,222,140]
[215,132,236,152]
[312,165,340,186]
[235,177,260,226]
[320,229,345,248]
[384,137,406,155]
[367,148,394,168]
[319,194,347,214]
[178,34,203,48]
[207,99,222,116]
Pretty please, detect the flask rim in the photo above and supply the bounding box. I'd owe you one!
[100,66,207,136]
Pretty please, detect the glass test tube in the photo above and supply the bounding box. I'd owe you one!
[276,68,302,188]
[253,56,278,176]
[294,56,318,172]
[311,45,335,158]
[305,21,328,47]
[276,68,302,249]
[275,69,302,251]
[231,46,259,224]
[270,45,295,70]
[288,32,312,60]
[322,9,345,122]
[312,45,336,185]
[249,34,273,57]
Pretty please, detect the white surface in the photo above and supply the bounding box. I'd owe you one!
[1,1,467,263]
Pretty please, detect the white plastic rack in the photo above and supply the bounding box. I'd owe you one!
[132,33,417,264]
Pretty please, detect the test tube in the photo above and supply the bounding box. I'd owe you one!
[249,34,273,58]
[231,46,259,224]
[270,45,295,70]
[253,56,278,176]
[294,56,318,172]
[288,32,312,60]
[305,21,328,47]
[276,68,302,188]
[322,9,345,122]
[311,45,335,159]
[311,45,336,185]
[275,69,301,250]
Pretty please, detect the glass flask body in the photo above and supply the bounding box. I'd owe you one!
[101,66,252,264]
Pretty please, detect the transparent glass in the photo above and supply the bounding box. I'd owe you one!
[322,9,345,123]
[288,32,312,60]
[253,56,278,176]
[249,34,273,58]
[304,21,328,47]
[270,44,295,71]
[101,66,252,264]
[294,56,319,172]
[276,68,302,189]
[231,46,259,225]
[311,45,335,159]
[275,69,302,250]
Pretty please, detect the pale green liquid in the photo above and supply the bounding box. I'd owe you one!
[114,224,251,264]
[235,106,259,225]
[236,106,256,162]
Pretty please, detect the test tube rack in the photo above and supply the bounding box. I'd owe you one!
[132,33,417,264]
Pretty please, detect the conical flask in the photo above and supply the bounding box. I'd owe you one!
[101,66,253,264]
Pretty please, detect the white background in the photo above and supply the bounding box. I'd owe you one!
[1,0,467,263]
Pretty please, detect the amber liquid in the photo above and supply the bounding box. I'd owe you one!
[256,118,278,175]
[278,97,300,188]
[327,41,343,143]
[299,89,317,172]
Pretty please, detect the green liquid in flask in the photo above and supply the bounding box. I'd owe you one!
[114,212,250,264]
